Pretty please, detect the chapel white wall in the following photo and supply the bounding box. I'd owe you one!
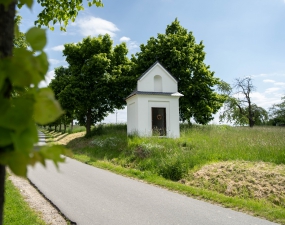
[133,95,180,138]
[137,66,177,92]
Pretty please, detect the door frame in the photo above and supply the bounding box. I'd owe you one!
[151,107,166,136]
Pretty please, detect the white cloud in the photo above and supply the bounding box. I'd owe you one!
[48,58,60,65]
[76,16,119,37]
[51,45,64,52]
[263,79,275,83]
[274,82,285,86]
[252,73,268,78]
[39,70,55,88]
[128,41,139,51]
[119,36,139,51]
[250,91,281,109]
[120,36,131,42]
[265,87,280,93]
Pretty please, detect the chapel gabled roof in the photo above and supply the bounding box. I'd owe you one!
[137,61,178,82]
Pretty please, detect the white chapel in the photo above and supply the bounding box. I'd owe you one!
[126,61,183,138]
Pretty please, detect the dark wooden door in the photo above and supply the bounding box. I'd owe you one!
[152,108,166,136]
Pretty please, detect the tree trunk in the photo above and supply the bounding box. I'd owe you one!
[71,120,73,131]
[248,103,255,127]
[0,1,16,224]
[86,108,92,137]
[64,124,67,133]
[249,115,255,127]
[59,123,62,132]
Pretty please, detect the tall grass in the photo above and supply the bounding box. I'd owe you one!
[68,124,285,181]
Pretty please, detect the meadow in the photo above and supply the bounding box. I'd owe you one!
[45,124,285,224]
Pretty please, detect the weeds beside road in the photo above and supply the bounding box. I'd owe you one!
[43,124,285,224]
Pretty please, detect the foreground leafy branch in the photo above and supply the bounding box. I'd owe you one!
[0,0,104,224]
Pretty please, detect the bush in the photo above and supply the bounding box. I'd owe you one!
[158,156,188,181]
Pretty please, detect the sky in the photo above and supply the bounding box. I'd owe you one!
[19,0,285,124]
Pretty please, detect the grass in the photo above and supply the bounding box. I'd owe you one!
[67,125,86,134]
[47,123,285,224]
[4,176,46,225]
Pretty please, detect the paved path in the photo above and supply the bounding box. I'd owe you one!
[28,134,278,225]
[34,131,46,150]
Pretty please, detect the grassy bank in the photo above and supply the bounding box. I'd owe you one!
[45,124,285,224]
[4,176,46,225]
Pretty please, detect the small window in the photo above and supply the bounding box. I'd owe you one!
[154,75,162,92]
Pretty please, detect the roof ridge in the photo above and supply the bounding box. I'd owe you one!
[137,61,178,82]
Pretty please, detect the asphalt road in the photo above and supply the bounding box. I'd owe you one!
[28,134,278,225]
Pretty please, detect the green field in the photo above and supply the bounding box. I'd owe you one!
[45,124,285,224]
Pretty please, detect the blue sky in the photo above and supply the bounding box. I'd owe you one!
[19,0,285,124]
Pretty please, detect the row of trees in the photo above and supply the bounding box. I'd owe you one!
[50,38,285,132]
[49,19,228,136]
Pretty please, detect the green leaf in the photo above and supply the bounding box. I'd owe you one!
[34,51,49,78]
[9,48,42,87]
[0,127,13,147]
[34,88,64,125]
[39,145,67,167]
[18,0,33,8]
[25,27,46,51]
[0,97,33,131]
[0,0,13,7]
[0,98,10,115]
[11,122,38,153]
[0,151,29,177]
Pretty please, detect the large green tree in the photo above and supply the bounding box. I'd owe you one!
[0,0,104,223]
[63,35,134,136]
[219,77,268,127]
[132,18,226,124]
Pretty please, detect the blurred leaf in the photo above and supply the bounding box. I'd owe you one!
[34,51,49,78]
[34,88,64,124]
[0,151,29,177]
[0,127,13,147]
[11,122,38,153]
[19,0,33,8]
[38,145,69,167]
[9,48,42,86]
[25,27,46,51]
[0,97,33,131]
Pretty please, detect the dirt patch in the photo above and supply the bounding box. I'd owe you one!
[56,131,86,145]
[8,173,67,225]
[183,161,285,207]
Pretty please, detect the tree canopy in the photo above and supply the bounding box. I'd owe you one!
[62,35,134,136]
[131,18,226,124]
